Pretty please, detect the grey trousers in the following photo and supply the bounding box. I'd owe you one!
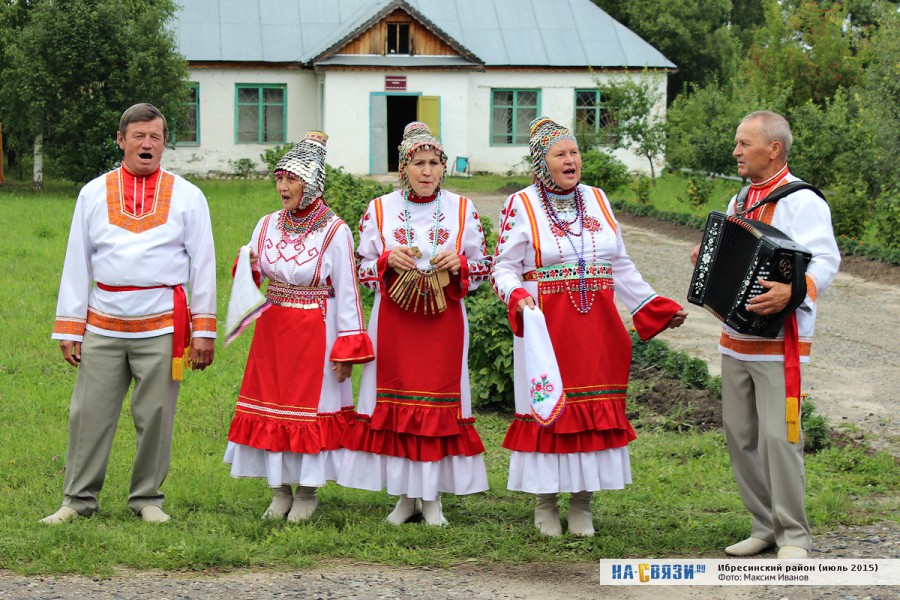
[61,331,179,515]
[722,355,811,550]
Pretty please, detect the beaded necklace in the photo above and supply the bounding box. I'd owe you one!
[277,199,333,240]
[537,182,593,313]
[403,190,443,263]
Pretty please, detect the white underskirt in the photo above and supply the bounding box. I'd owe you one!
[507,447,632,494]
[336,450,489,501]
[224,442,344,488]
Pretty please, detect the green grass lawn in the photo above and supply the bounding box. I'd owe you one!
[613,172,744,215]
[0,177,896,576]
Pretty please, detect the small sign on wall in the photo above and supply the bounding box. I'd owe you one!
[385,76,407,91]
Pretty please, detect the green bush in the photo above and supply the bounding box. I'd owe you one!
[580,150,630,194]
[639,338,670,369]
[681,357,710,389]
[324,166,392,245]
[466,286,514,412]
[663,351,688,380]
[259,143,294,174]
[827,176,871,240]
[631,175,652,205]
[230,158,256,178]
[872,193,900,250]
[684,174,716,209]
[802,398,832,453]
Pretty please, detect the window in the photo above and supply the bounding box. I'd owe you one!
[387,23,410,54]
[574,89,616,145]
[236,84,286,144]
[490,89,539,145]
[177,82,199,145]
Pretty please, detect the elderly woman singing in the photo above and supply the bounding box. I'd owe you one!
[491,117,687,537]
[337,123,491,526]
[224,132,374,522]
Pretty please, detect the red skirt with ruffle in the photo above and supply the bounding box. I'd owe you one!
[341,291,485,461]
[227,304,345,454]
[503,284,636,454]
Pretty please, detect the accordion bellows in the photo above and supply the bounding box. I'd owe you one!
[688,212,811,338]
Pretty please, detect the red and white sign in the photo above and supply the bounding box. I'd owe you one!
[385,76,407,91]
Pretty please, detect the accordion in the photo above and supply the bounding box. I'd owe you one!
[687,211,811,338]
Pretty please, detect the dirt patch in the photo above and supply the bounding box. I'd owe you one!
[627,364,723,432]
[615,212,900,287]
[627,363,897,460]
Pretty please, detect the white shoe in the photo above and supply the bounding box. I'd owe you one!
[567,491,594,537]
[725,537,774,556]
[386,495,420,525]
[421,496,448,527]
[139,506,170,523]
[39,506,80,525]
[287,486,318,523]
[777,545,809,559]
[534,493,562,537]
[262,485,293,520]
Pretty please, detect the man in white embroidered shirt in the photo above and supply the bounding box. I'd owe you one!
[42,103,217,524]
[691,111,840,559]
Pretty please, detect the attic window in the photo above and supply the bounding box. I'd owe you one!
[387,23,410,54]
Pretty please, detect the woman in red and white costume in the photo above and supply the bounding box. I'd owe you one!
[224,132,374,522]
[491,117,687,537]
[337,122,491,526]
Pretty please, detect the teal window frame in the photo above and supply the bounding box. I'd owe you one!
[490,88,540,146]
[176,82,200,146]
[235,84,287,144]
[574,88,615,145]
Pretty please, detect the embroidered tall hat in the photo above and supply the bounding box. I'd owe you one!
[274,130,328,205]
[529,116,577,191]
[397,121,447,193]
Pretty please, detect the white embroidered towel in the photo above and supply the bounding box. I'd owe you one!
[224,245,269,346]
[523,306,566,426]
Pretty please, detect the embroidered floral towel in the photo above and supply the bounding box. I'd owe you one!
[225,245,269,346]
[523,306,566,426]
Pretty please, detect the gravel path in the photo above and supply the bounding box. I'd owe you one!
[2,191,896,599]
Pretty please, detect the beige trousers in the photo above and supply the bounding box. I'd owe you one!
[61,331,180,515]
[722,355,811,549]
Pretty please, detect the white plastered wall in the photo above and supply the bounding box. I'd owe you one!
[165,68,320,177]
[165,66,667,178]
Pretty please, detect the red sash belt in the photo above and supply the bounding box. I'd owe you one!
[96,282,191,380]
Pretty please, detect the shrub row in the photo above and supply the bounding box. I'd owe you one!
[835,235,900,266]
[609,198,708,229]
[629,330,714,392]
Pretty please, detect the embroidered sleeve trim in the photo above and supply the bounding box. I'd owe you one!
[54,317,87,337]
[191,315,217,332]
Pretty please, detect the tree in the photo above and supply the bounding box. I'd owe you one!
[591,0,743,102]
[665,81,769,177]
[0,0,189,189]
[597,71,668,182]
[740,0,866,110]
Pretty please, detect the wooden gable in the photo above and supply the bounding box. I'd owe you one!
[337,8,459,57]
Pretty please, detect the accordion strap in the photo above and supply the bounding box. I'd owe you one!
[735,181,827,216]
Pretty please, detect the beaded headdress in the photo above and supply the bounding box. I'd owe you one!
[529,116,577,191]
[397,122,447,194]
[274,130,328,207]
